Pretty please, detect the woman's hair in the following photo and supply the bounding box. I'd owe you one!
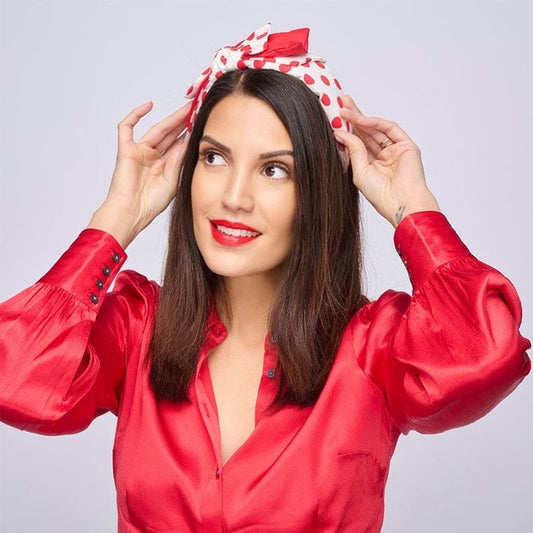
[150,69,367,406]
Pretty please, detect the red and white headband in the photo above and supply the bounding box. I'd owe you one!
[185,23,351,169]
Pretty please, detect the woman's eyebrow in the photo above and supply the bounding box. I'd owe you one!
[200,135,293,160]
[258,150,294,160]
[199,135,230,153]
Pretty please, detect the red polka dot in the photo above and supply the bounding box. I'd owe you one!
[331,117,342,129]
[334,78,342,90]
[256,31,269,40]
[304,74,315,85]
[220,55,227,66]
[337,96,344,108]
[201,92,207,102]
[254,59,266,69]
[215,71,223,79]
[290,60,299,67]
[246,31,255,41]
[240,44,252,55]
[316,61,326,69]
[279,64,292,73]
[237,60,247,69]
[321,75,331,86]
[201,67,210,75]
[186,85,194,96]
[321,94,331,106]
[265,57,276,63]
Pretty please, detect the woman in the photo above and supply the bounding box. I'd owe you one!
[0,24,530,532]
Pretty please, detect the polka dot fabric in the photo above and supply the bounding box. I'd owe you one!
[185,23,352,169]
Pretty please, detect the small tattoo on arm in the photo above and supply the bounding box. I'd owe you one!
[395,206,406,225]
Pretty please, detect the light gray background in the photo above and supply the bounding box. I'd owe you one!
[1,1,532,531]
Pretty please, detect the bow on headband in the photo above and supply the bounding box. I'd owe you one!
[185,23,351,168]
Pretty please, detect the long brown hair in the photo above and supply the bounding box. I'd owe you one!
[150,69,366,405]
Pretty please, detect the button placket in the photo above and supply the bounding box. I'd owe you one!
[89,251,122,305]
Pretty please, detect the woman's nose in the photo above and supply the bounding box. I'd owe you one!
[221,167,254,212]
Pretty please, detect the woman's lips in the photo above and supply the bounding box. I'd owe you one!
[210,219,261,247]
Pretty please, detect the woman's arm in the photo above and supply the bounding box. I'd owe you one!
[353,211,530,434]
[0,102,187,434]
[336,97,530,431]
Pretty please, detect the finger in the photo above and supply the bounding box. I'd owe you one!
[163,133,189,173]
[340,107,382,155]
[139,102,192,148]
[340,106,381,137]
[117,101,154,145]
[350,115,412,145]
[350,125,382,158]
[341,117,381,156]
[155,123,188,155]
[334,129,370,179]
[341,94,364,115]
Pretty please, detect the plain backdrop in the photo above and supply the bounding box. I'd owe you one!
[1,1,532,532]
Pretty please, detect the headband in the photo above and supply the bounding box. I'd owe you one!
[185,23,351,169]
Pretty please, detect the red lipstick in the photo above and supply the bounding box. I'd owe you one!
[210,219,261,247]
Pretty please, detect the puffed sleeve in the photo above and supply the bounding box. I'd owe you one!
[354,212,531,434]
[0,229,158,435]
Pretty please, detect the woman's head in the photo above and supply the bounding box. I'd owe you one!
[190,91,297,283]
[177,68,353,285]
[152,69,365,405]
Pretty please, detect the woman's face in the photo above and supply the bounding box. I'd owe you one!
[191,94,296,283]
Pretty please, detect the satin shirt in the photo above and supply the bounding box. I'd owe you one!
[0,212,530,532]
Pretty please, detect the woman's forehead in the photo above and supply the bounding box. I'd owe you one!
[202,95,293,155]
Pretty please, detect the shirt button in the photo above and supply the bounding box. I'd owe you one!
[266,368,276,379]
[103,266,111,277]
[112,253,121,264]
[96,279,104,290]
[215,468,220,479]
[90,294,99,304]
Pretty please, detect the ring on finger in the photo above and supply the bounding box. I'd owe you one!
[380,137,395,149]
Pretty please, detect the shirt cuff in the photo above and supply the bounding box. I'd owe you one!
[393,211,471,289]
[38,229,127,311]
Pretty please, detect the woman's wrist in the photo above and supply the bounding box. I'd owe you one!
[390,189,441,228]
[87,202,145,249]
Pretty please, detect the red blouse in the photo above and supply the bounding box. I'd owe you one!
[0,212,530,532]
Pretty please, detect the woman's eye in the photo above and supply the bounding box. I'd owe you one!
[264,164,290,180]
[202,150,225,166]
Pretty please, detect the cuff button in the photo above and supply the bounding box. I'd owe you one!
[103,266,111,277]
[112,253,120,264]
[90,294,99,304]
[96,279,104,290]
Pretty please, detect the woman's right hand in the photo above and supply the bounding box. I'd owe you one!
[87,101,191,248]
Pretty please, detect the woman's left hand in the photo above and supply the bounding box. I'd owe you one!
[334,95,440,227]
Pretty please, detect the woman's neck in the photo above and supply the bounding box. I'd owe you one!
[217,274,280,343]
